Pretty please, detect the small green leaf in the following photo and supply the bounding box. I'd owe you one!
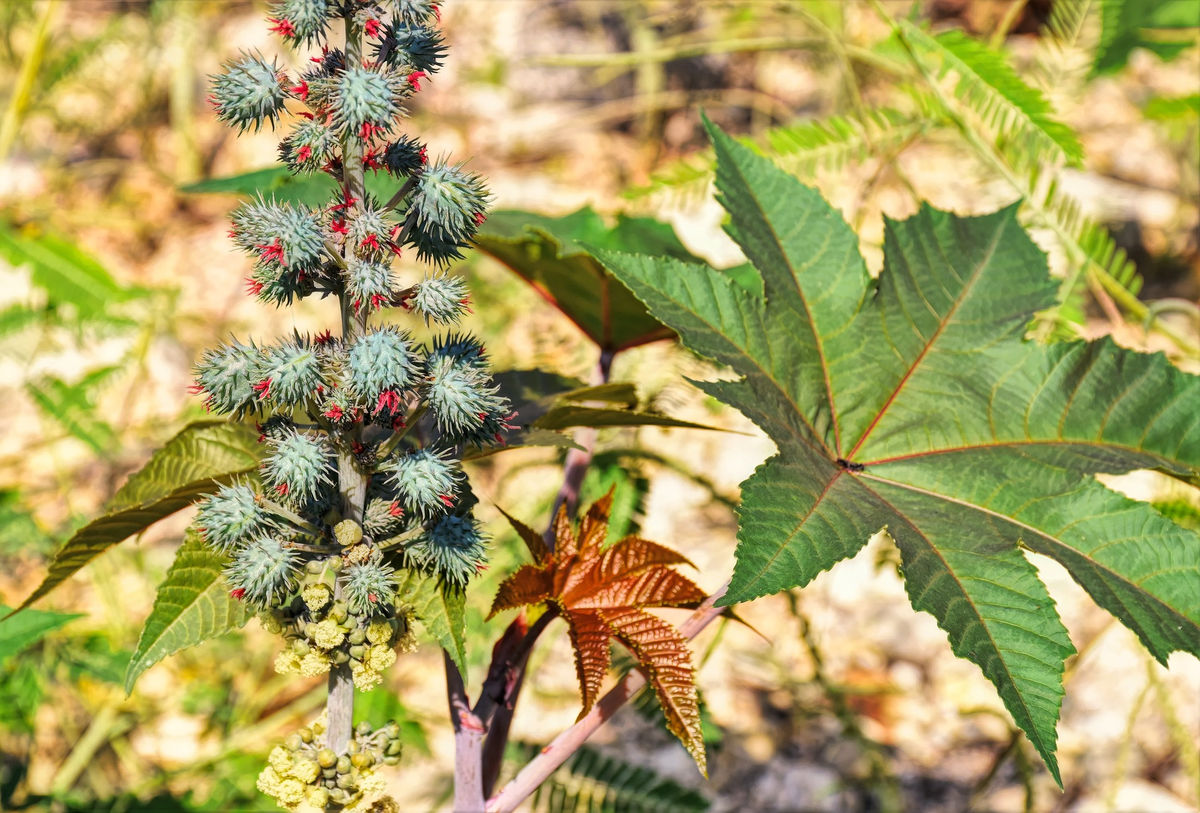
[533,405,726,433]
[395,568,467,677]
[26,368,121,453]
[124,533,252,693]
[0,605,81,666]
[0,221,142,320]
[1093,0,1199,76]
[182,166,404,208]
[13,422,262,614]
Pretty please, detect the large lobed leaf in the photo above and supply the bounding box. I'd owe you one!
[13,422,262,613]
[598,119,1200,783]
[125,532,252,692]
[491,493,708,774]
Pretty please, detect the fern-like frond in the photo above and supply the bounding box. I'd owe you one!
[627,107,926,204]
[766,107,928,176]
[514,742,711,813]
[1023,164,1142,337]
[1045,0,1099,48]
[902,21,1085,168]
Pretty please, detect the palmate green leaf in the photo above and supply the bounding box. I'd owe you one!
[474,208,692,351]
[125,532,252,693]
[394,568,467,677]
[12,422,262,614]
[599,119,1200,783]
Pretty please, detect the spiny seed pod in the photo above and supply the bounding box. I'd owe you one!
[342,556,398,616]
[385,447,461,518]
[230,198,328,273]
[196,483,270,553]
[193,338,264,416]
[226,535,301,607]
[345,199,396,259]
[426,332,487,368]
[424,354,505,434]
[373,22,447,75]
[389,0,440,26]
[210,52,287,133]
[256,336,325,406]
[262,429,335,502]
[345,258,395,312]
[331,66,407,137]
[279,117,339,173]
[382,135,426,176]
[409,513,486,586]
[409,272,469,325]
[268,0,332,44]
[364,497,406,537]
[403,159,490,265]
[346,327,415,408]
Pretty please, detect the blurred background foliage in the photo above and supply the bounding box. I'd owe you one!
[0,1,1197,811]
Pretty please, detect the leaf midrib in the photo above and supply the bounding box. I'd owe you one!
[845,218,1005,460]
[860,471,1200,636]
[858,476,1061,770]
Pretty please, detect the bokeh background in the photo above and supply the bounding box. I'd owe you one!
[1,1,1198,811]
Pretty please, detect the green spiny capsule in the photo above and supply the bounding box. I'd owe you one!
[210,52,287,133]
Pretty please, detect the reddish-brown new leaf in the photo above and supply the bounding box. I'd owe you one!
[490,492,708,774]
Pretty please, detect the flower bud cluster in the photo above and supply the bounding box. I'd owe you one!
[266,552,416,691]
[257,715,405,811]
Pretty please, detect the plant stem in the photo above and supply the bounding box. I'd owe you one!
[546,349,615,538]
[484,583,728,813]
[326,11,369,763]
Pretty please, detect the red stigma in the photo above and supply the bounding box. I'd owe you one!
[362,233,380,251]
[365,18,382,38]
[323,404,344,421]
[297,145,312,162]
[290,81,309,100]
[230,588,246,600]
[252,379,272,399]
[314,329,334,344]
[376,389,402,414]
[352,442,365,454]
[419,145,428,164]
[187,382,205,395]
[439,494,454,508]
[275,482,289,495]
[256,238,286,266]
[474,211,486,225]
[331,219,349,235]
[371,293,387,309]
[388,501,404,517]
[391,414,406,430]
[245,277,264,296]
[368,592,378,603]
[407,71,427,91]
[268,17,296,38]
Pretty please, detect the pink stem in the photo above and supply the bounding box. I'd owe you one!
[484,583,729,813]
